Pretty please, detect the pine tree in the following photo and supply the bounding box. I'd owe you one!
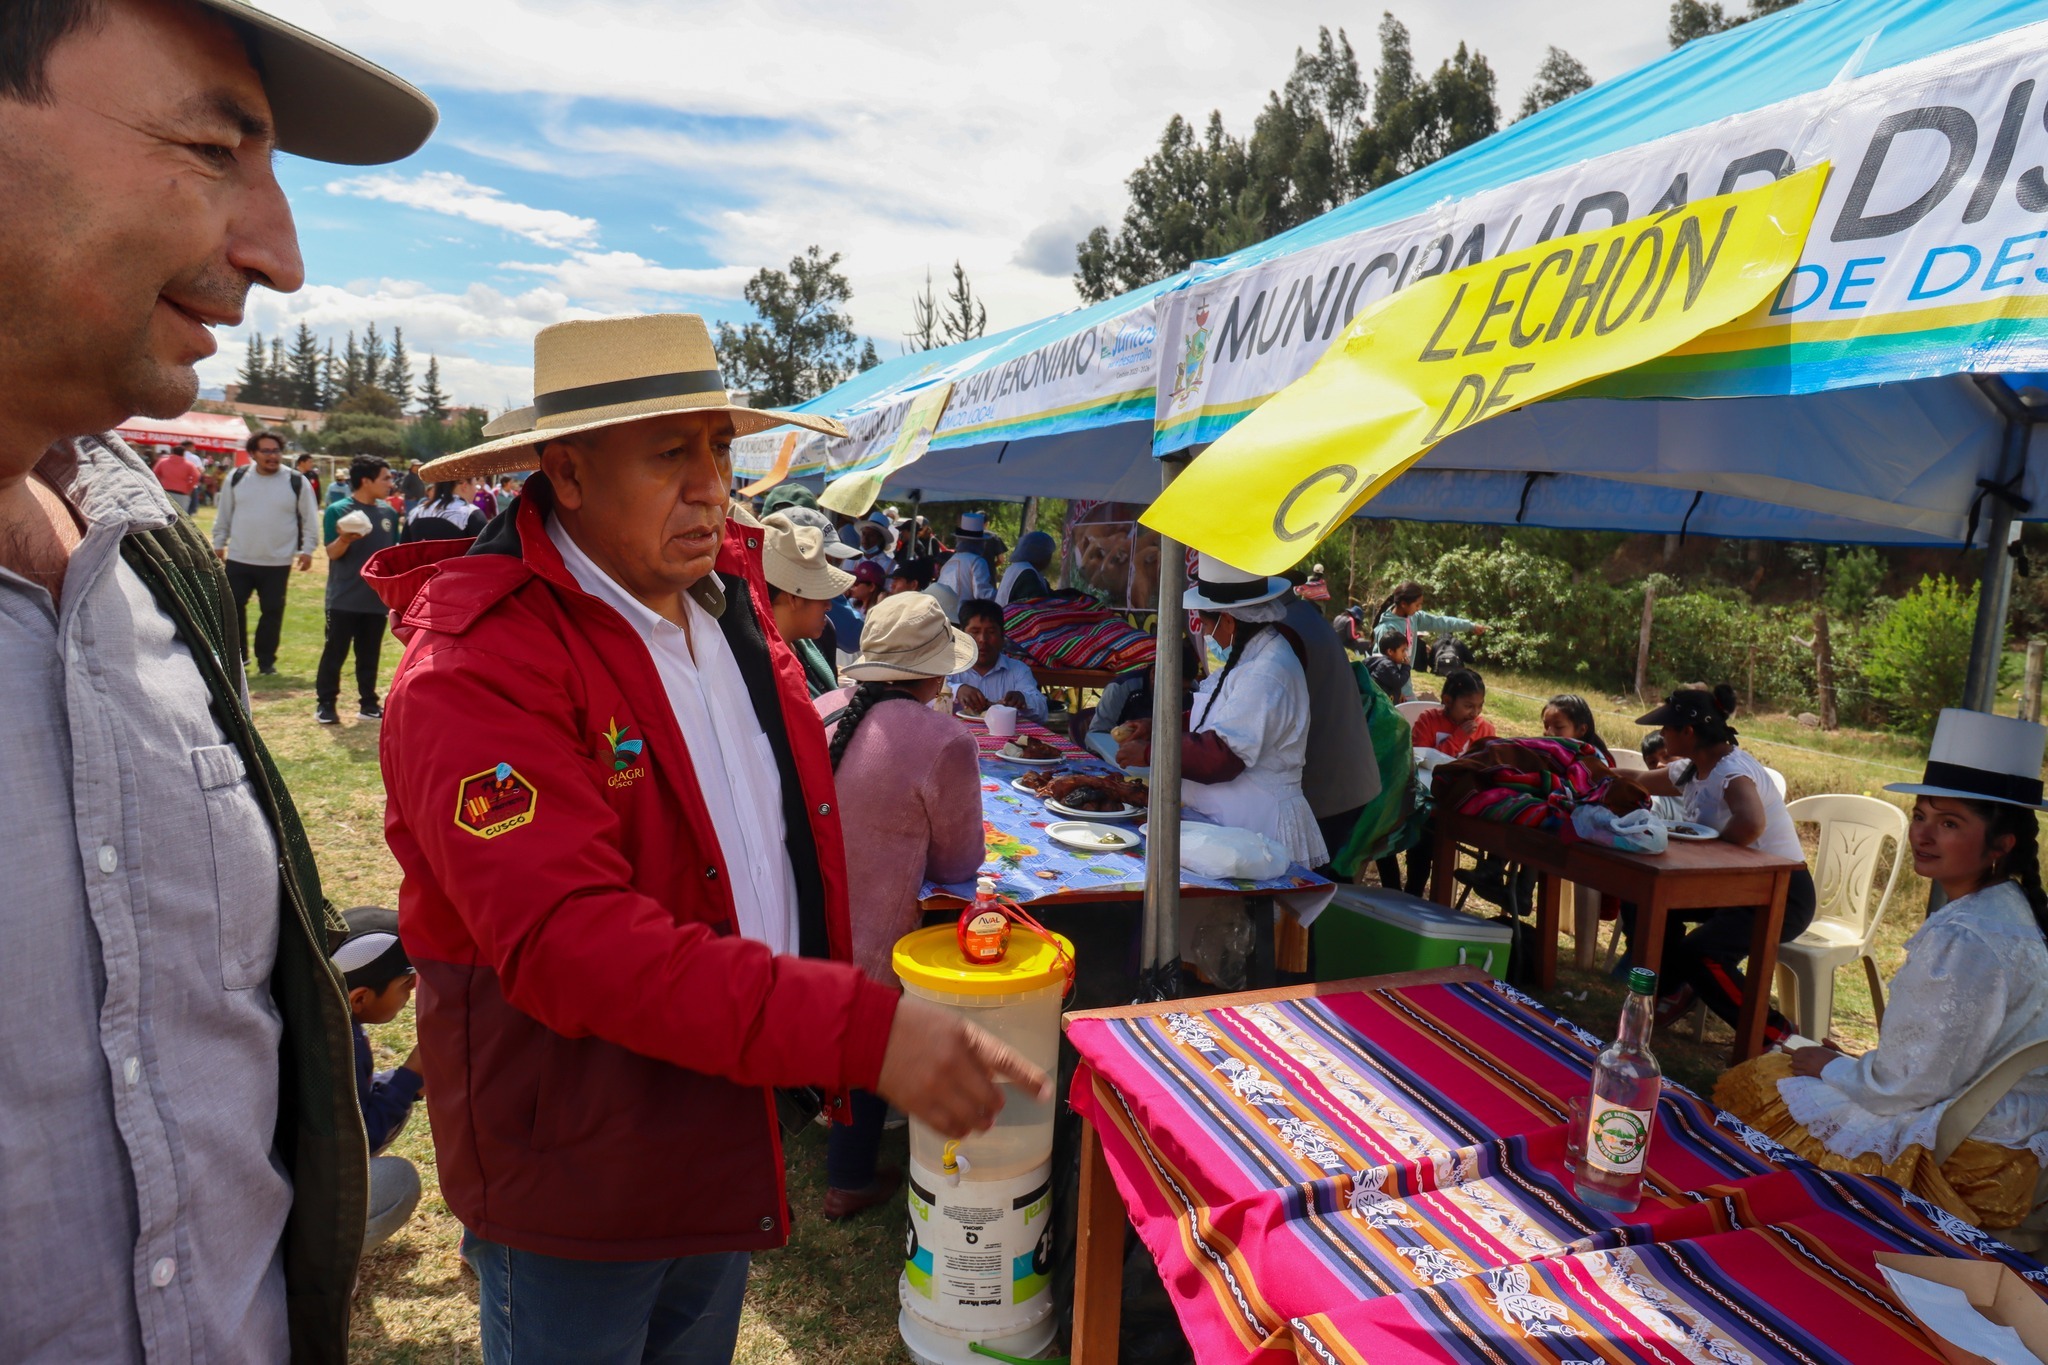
[287,323,322,410]
[362,321,385,393]
[268,336,286,399]
[320,339,342,410]
[905,268,943,352]
[236,332,269,403]
[384,326,414,410]
[1518,47,1592,119]
[417,356,450,419]
[341,331,365,398]
[941,262,988,344]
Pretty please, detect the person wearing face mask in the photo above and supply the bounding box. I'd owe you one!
[1117,554,1326,869]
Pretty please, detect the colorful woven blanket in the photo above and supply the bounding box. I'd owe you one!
[1436,735,1629,833]
[1068,977,2048,1364]
[1000,591,1155,674]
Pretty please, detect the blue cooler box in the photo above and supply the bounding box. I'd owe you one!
[1314,886,1513,981]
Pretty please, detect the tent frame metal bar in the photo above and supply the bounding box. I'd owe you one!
[1963,376,2043,714]
[1138,454,1190,1002]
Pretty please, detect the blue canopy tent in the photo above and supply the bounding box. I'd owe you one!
[752,0,2048,993]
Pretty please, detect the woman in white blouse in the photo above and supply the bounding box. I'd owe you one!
[1629,685,1817,1045]
[1118,553,1326,868]
[1717,708,2048,1231]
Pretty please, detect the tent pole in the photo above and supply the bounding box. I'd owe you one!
[1963,378,2038,713]
[1139,454,1190,1003]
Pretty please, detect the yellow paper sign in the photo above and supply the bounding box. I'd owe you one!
[1142,165,1829,574]
[739,432,799,497]
[819,382,954,517]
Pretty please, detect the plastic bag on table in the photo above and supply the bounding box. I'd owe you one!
[1570,804,1669,855]
[1178,823,1291,881]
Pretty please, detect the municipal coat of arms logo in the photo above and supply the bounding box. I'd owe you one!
[454,762,537,840]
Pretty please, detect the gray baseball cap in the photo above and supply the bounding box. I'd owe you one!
[194,0,437,165]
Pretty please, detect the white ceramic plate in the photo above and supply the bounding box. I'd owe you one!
[989,748,1064,767]
[1046,797,1144,822]
[1047,821,1141,853]
[1666,821,1719,841]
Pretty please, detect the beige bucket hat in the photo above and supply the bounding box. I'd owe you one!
[193,1,437,165]
[761,514,856,601]
[843,593,978,682]
[419,315,848,483]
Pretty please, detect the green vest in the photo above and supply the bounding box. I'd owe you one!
[121,514,366,1364]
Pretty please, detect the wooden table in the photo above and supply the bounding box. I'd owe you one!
[1428,809,1802,1061]
[1062,966,1487,1365]
[1027,663,1118,692]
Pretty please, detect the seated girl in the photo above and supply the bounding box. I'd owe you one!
[1410,668,1495,757]
[1716,709,2048,1232]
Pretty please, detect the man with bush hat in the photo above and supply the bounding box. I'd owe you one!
[0,2,436,1359]
[762,511,853,697]
[366,313,1047,1359]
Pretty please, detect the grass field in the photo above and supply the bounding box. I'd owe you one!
[204,511,1948,1361]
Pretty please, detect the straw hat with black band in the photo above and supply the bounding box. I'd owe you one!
[191,1,437,165]
[420,315,847,483]
[1885,709,2048,812]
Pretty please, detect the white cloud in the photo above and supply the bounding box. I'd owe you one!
[326,169,600,249]
[499,251,756,309]
[273,1,1669,332]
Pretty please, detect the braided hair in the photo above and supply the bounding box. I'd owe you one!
[1971,800,2048,943]
[827,682,922,771]
[1196,612,1272,730]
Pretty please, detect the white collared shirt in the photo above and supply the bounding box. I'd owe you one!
[548,514,800,954]
[947,653,1048,723]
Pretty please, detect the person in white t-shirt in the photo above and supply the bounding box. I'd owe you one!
[1627,685,1816,1045]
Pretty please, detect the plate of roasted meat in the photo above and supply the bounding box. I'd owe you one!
[1012,770,1148,820]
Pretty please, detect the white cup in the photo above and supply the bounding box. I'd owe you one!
[984,704,1018,737]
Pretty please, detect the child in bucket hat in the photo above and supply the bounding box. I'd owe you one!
[1715,708,2048,1233]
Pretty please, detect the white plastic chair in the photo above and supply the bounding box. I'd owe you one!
[1396,700,1434,727]
[1773,794,1908,1040]
[1764,766,1788,799]
[1937,1038,2048,1245]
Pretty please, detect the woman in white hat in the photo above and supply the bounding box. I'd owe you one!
[811,593,987,1219]
[1119,553,1327,868]
[1716,708,2048,1233]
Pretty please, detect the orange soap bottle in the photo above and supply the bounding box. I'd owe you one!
[958,877,1011,964]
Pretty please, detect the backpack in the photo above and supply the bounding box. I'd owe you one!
[228,465,308,550]
[1430,632,1473,676]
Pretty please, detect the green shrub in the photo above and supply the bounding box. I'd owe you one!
[1861,575,1977,731]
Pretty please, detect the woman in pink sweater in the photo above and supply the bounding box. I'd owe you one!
[815,592,986,1218]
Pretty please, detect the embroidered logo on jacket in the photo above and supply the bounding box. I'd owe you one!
[454,762,538,839]
[602,717,647,789]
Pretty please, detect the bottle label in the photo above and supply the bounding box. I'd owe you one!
[1584,1095,1654,1175]
[959,909,1010,964]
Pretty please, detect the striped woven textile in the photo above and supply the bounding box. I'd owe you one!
[1000,593,1155,675]
[1068,978,2048,1364]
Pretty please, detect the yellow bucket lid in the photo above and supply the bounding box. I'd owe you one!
[892,924,1074,997]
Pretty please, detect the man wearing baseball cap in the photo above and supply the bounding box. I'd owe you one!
[0,3,434,1360]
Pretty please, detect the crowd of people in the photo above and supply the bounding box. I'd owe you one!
[7,3,2048,1362]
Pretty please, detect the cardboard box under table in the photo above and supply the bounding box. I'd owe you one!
[1314,885,1510,980]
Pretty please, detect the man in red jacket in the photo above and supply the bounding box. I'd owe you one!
[369,315,1045,1364]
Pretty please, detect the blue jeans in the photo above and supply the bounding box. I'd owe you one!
[463,1231,750,1365]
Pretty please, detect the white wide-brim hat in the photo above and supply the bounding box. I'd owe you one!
[419,315,846,483]
[843,593,978,681]
[1885,708,2048,810]
[761,514,856,601]
[1182,551,1291,612]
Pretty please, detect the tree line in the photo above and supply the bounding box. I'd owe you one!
[232,321,452,420]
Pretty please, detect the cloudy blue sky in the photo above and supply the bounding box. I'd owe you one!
[216,1,1673,412]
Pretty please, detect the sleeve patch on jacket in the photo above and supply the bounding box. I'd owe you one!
[454,763,538,839]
